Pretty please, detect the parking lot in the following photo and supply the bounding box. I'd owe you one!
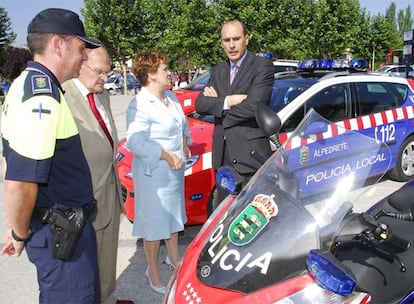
[0,94,405,303]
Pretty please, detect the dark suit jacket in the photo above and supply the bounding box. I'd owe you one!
[195,51,274,174]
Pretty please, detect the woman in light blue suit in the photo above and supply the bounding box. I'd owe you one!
[126,49,191,294]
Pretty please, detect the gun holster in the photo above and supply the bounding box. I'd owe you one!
[32,201,96,260]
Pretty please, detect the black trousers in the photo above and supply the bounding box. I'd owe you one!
[215,139,254,203]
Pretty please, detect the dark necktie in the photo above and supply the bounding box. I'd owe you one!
[87,93,114,149]
[230,65,239,84]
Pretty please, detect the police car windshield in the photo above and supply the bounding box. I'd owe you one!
[269,77,317,112]
[185,72,210,91]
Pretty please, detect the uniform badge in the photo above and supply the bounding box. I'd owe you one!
[300,146,309,164]
[32,102,51,119]
[228,194,278,246]
[31,75,52,94]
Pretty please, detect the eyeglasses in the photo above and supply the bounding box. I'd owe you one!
[83,63,110,78]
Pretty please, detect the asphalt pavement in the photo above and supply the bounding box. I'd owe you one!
[0,93,405,303]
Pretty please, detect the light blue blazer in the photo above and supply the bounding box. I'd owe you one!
[126,87,191,175]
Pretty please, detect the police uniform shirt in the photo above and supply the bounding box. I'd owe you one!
[1,61,94,209]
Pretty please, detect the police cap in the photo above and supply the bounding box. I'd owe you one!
[28,8,100,49]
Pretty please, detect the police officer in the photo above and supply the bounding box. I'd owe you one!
[0,8,101,303]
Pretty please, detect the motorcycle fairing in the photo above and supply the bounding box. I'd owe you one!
[196,110,390,294]
[197,178,319,293]
[193,109,392,296]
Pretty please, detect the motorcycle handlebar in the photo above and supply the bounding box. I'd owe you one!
[377,209,414,221]
[386,233,411,251]
[341,214,412,252]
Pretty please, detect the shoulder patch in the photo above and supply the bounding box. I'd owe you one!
[31,75,52,95]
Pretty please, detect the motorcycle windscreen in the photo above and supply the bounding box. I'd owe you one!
[196,109,392,294]
[196,175,319,294]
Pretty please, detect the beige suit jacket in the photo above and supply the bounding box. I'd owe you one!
[63,80,123,230]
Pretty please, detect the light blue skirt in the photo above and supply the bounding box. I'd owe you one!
[132,158,187,241]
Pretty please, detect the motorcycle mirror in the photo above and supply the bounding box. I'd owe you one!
[300,120,328,138]
[255,103,281,137]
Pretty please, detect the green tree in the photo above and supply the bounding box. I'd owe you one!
[0,7,16,49]
[0,46,32,81]
[312,0,365,59]
[266,0,317,59]
[83,0,146,64]
[163,0,219,70]
[385,2,397,28]
[0,7,20,81]
[82,0,147,93]
[368,14,400,67]
[398,6,413,35]
[139,0,220,71]
[211,0,316,59]
[78,0,412,74]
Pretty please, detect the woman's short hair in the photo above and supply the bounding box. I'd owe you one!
[132,49,169,86]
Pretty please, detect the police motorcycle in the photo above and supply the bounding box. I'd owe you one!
[163,104,414,303]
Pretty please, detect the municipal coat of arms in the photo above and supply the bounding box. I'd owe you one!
[228,194,278,246]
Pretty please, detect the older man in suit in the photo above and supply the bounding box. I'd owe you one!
[195,20,274,203]
[63,44,133,304]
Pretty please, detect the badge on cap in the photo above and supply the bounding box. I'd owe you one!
[31,75,52,94]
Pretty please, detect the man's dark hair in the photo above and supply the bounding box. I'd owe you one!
[223,20,249,36]
[27,32,50,54]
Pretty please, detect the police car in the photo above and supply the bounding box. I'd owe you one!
[273,59,414,182]
[116,59,414,224]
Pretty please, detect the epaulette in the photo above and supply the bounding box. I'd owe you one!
[31,74,53,95]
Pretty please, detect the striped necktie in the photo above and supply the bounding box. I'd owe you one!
[230,65,239,84]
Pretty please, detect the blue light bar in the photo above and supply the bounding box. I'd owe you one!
[297,59,319,69]
[349,58,367,70]
[306,249,356,295]
[297,58,367,71]
[216,166,238,194]
[318,59,334,69]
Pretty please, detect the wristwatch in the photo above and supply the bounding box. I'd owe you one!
[11,229,32,242]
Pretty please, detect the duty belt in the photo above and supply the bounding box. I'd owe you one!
[32,200,97,229]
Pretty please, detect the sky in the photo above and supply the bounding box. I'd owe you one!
[1,0,413,47]
[2,0,85,47]
[360,0,412,15]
